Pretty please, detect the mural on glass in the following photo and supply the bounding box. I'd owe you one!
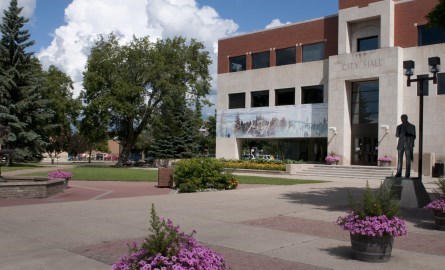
[217,104,328,138]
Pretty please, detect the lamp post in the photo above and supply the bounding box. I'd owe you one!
[403,56,440,181]
[0,124,11,181]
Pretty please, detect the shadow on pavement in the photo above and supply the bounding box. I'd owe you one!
[280,187,364,211]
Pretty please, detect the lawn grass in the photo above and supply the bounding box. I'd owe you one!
[23,166,326,185]
[235,175,327,185]
[25,166,158,182]
[0,163,45,172]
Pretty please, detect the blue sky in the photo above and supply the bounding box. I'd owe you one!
[28,0,338,51]
[1,0,339,116]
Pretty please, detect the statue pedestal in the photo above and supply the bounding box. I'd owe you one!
[383,177,431,208]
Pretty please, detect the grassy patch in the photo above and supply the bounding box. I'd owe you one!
[22,165,326,185]
[25,166,158,182]
[235,175,327,185]
[0,163,45,172]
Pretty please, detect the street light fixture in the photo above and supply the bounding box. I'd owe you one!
[403,56,440,181]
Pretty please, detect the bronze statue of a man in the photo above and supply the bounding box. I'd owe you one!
[395,114,416,178]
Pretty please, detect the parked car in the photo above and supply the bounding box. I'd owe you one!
[104,154,118,161]
[258,154,273,160]
[241,154,255,160]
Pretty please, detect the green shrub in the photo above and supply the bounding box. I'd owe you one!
[350,181,400,219]
[173,158,237,193]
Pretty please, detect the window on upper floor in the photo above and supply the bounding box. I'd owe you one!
[228,93,245,109]
[437,73,445,95]
[229,55,246,72]
[275,88,295,106]
[302,85,324,104]
[252,51,270,69]
[418,25,445,46]
[276,47,296,66]
[302,43,325,62]
[357,36,378,52]
[251,90,269,107]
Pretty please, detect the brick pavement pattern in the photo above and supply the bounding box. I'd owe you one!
[0,167,444,270]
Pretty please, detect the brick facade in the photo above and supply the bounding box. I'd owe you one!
[218,16,338,74]
[394,0,438,48]
[339,0,383,9]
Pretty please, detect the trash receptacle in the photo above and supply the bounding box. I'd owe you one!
[157,167,173,187]
[433,163,444,177]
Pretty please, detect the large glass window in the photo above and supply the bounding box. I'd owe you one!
[252,51,270,69]
[351,81,379,124]
[302,85,324,104]
[276,47,296,66]
[418,25,445,46]
[228,93,245,109]
[229,55,246,72]
[275,88,295,106]
[437,73,445,95]
[357,36,379,52]
[251,90,269,107]
[302,43,324,62]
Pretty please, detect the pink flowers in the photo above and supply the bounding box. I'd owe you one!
[48,170,73,179]
[336,212,408,237]
[378,155,392,162]
[112,205,228,270]
[325,155,340,163]
[425,198,445,213]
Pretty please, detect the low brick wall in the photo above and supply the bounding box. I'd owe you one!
[157,167,173,188]
[0,179,65,199]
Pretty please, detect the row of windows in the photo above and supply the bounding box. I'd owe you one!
[229,43,325,72]
[228,86,324,109]
[229,24,445,72]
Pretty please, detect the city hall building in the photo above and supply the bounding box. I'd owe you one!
[216,0,445,172]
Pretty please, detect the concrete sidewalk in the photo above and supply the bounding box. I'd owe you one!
[0,175,444,270]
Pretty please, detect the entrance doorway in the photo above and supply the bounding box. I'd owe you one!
[350,80,379,165]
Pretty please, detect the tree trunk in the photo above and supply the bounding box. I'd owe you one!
[117,138,135,167]
[88,149,92,163]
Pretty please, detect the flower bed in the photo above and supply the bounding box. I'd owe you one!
[222,159,303,171]
[425,198,445,213]
[335,181,407,262]
[112,205,228,270]
[337,213,407,237]
[325,155,340,165]
[48,170,73,179]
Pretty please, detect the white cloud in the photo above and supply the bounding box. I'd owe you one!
[37,0,239,112]
[265,18,291,29]
[0,0,36,19]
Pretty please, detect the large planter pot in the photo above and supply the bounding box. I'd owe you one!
[326,161,338,165]
[433,210,445,231]
[379,161,391,167]
[350,233,394,263]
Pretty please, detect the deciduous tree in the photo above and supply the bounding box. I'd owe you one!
[82,34,211,166]
[41,65,81,164]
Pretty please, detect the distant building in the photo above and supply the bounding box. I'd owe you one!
[216,0,445,174]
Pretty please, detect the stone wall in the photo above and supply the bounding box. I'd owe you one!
[0,179,65,199]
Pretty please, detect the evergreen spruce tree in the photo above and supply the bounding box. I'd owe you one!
[0,0,52,163]
[149,103,200,159]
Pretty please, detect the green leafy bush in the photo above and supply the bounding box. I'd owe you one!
[173,158,237,193]
[350,181,400,219]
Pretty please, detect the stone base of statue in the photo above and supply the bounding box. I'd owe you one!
[383,177,431,208]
